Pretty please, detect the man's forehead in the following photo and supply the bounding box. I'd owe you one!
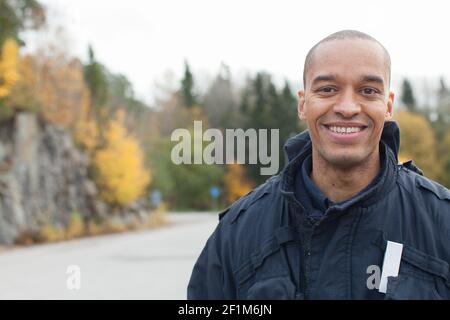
[306,39,389,84]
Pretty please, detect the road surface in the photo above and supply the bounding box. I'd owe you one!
[0,212,219,299]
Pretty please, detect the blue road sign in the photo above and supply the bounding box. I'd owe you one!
[210,186,220,199]
[150,189,162,208]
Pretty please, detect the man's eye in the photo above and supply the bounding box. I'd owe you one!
[319,87,337,93]
[361,88,378,95]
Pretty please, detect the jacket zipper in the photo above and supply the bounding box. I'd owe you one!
[301,218,322,299]
[301,224,315,299]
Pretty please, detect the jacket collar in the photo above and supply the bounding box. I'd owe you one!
[280,121,400,212]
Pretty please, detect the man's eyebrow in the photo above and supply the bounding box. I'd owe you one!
[360,75,384,85]
[311,75,337,86]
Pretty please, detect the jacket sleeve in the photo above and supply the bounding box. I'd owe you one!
[187,222,235,299]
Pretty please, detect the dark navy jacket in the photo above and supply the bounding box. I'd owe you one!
[187,121,450,299]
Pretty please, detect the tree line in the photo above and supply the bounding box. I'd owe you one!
[1,0,449,212]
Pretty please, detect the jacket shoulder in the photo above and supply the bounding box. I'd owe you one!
[218,175,280,224]
[397,166,450,210]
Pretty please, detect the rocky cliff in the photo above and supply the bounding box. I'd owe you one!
[0,112,118,244]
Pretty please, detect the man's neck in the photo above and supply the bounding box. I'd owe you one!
[310,148,381,203]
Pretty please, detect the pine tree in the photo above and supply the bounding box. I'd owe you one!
[400,79,416,112]
[438,77,450,105]
[251,73,268,130]
[279,81,304,167]
[437,77,450,123]
[179,60,197,108]
[84,45,108,109]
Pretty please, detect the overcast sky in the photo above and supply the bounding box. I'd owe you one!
[25,0,450,105]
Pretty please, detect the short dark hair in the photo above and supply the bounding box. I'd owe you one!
[303,30,391,89]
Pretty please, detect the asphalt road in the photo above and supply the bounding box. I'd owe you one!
[0,212,219,299]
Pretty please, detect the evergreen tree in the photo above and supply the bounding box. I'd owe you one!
[83,45,109,139]
[179,60,197,108]
[0,0,45,45]
[280,81,303,136]
[240,73,283,184]
[437,77,450,123]
[400,78,416,112]
[278,81,304,167]
[267,82,281,130]
[84,45,108,108]
[437,77,450,105]
[251,73,268,130]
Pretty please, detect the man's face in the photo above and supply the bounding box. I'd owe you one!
[298,39,394,169]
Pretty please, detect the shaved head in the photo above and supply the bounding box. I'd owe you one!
[303,30,391,89]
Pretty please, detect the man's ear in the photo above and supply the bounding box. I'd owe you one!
[385,91,395,120]
[298,90,306,120]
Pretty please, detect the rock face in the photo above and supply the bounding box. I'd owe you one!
[0,112,110,244]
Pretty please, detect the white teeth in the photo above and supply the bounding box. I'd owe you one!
[328,126,363,134]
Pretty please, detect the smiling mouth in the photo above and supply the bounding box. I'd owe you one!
[324,124,368,134]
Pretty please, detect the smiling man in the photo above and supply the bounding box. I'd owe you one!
[297,32,394,211]
[188,30,450,300]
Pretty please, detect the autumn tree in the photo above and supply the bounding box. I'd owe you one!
[395,111,442,180]
[0,38,19,99]
[5,54,37,110]
[73,99,99,154]
[93,110,151,207]
[37,56,90,129]
[0,38,22,122]
[223,164,254,204]
[4,50,101,155]
[441,131,450,188]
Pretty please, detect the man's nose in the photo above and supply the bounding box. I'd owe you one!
[333,89,361,117]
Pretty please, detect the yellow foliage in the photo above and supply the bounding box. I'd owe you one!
[93,110,151,207]
[103,220,128,233]
[39,58,91,129]
[7,53,99,152]
[66,212,85,239]
[86,220,104,236]
[223,164,254,204]
[0,39,20,98]
[394,112,442,179]
[7,54,91,129]
[39,223,66,243]
[74,96,99,153]
[5,55,40,112]
[74,115,99,153]
[441,131,450,187]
